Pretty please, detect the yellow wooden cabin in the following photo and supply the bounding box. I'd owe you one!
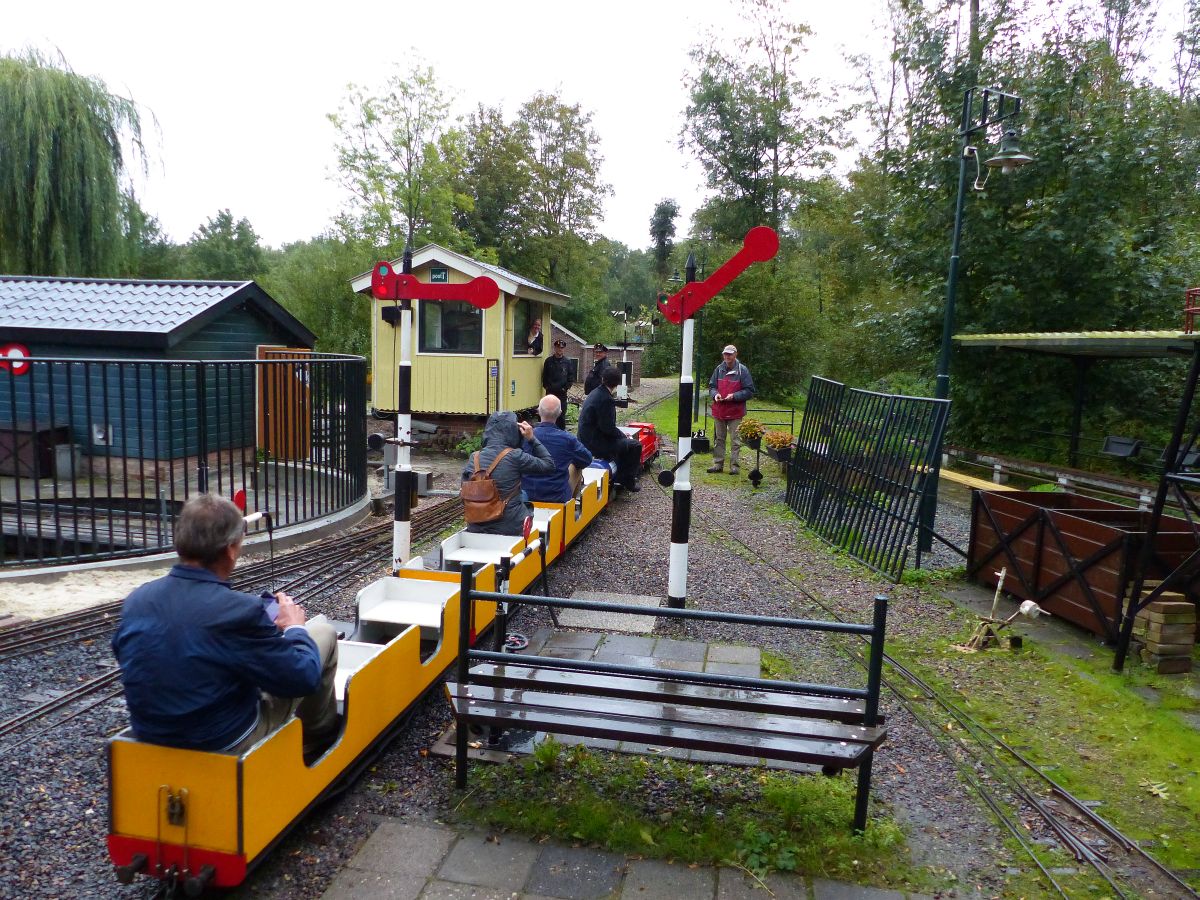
[352,245,569,417]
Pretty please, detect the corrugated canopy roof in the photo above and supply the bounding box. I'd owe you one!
[0,275,314,349]
[954,330,1200,358]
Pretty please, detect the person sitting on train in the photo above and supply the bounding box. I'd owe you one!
[578,368,642,493]
[462,410,556,535]
[522,395,593,503]
[112,494,340,760]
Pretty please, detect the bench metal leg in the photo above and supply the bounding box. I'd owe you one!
[455,718,468,789]
[853,749,874,833]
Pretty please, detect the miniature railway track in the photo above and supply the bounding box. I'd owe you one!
[0,497,464,663]
[0,498,465,754]
[665,479,1198,900]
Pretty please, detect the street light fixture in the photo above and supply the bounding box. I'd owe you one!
[920,86,1033,553]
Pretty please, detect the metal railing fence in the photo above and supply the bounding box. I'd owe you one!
[785,376,950,580]
[0,354,366,567]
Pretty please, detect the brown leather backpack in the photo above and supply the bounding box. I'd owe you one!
[461,449,517,524]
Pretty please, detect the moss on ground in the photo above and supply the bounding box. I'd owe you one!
[452,742,932,892]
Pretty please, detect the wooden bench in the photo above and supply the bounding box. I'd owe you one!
[446,566,889,831]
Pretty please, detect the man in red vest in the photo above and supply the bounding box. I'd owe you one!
[707,344,756,475]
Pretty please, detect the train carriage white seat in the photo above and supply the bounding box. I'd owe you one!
[439,532,526,568]
[355,577,457,641]
[332,641,386,710]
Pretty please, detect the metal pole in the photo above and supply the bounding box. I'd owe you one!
[392,244,415,574]
[668,254,698,609]
[919,88,974,553]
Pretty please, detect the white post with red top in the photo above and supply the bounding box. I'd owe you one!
[656,228,778,608]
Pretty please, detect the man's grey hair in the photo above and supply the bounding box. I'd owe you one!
[174,494,244,565]
[538,395,562,421]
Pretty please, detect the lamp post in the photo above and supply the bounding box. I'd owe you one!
[920,86,1033,552]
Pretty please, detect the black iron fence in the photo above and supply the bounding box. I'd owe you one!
[0,353,367,567]
[785,376,950,580]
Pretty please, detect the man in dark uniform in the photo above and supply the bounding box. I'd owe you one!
[583,342,614,395]
[541,338,573,430]
[578,368,641,492]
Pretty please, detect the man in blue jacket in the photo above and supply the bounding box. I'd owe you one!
[112,494,339,759]
[523,395,594,502]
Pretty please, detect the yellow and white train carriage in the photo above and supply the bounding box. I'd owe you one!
[107,469,612,893]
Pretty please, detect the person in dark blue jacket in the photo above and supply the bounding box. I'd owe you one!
[112,494,339,759]
[578,368,642,492]
[522,395,593,502]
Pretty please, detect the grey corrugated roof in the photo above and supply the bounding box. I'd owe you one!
[0,276,243,332]
[471,258,567,299]
[0,275,315,349]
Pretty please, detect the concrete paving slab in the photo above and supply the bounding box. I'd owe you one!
[542,648,597,661]
[351,822,457,877]
[704,661,761,678]
[560,592,662,634]
[525,845,626,899]
[811,878,905,900]
[594,635,657,658]
[544,631,604,651]
[521,628,553,656]
[651,637,707,662]
[617,741,689,759]
[655,658,705,673]
[620,858,714,900]
[320,868,426,900]
[707,644,762,665]
[689,749,761,766]
[418,880,521,899]
[437,832,540,891]
[717,868,810,899]
[549,732,621,751]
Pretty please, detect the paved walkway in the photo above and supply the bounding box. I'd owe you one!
[320,820,931,900]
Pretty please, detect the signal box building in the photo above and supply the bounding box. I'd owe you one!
[353,245,569,418]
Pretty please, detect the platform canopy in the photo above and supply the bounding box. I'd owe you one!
[954,330,1200,358]
[953,330,1200,467]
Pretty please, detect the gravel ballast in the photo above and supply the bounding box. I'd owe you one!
[0,414,1021,899]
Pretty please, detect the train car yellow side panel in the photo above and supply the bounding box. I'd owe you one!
[531,505,565,564]
[240,575,494,858]
[109,737,240,851]
[507,529,545,594]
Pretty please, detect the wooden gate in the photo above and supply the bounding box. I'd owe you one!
[257,347,312,461]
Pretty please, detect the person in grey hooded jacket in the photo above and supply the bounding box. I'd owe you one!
[461,411,555,535]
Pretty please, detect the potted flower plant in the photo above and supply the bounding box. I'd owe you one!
[764,429,793,462]
[737,417,765,450]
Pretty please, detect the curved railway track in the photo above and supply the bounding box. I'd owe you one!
[667,479,1197,899]
[0,498,465,755]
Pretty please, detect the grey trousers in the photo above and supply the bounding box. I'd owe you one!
[229,619,340,757]
[712,417,743,469]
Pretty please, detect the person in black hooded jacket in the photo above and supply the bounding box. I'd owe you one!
[461,411,555,535]
[577,368,642,492]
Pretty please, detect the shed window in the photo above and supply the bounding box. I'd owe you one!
[418,301,483,354]
[514,299,544,356]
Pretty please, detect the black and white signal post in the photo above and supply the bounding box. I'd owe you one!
[371,250,499,572]
[656,227,778,607]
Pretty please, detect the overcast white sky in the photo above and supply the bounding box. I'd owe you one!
[4,1,1188,251]
[2,0,888,250]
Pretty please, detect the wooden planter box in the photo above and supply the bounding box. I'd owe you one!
[968,490,1200,642]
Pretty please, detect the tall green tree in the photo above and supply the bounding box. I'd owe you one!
[680,0,843,239]
[513,92,610,287]
[185,209,265,280]
[457,104,531,264]
[258,235,371,357]
[0,51,145,275]
[328,62,469,253]
[648,199,679,279]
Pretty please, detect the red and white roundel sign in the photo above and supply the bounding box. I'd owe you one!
[0,343,30,376]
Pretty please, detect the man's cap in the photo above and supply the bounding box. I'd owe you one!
[594,342,607,351]
[723,345,737,354]
[553,339,567,347]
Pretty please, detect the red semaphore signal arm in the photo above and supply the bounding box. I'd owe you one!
[657,226,779,324]
[371,261,500,309]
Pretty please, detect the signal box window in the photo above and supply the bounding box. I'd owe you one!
[418,301,483,354]
[514,299,544,356]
